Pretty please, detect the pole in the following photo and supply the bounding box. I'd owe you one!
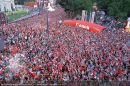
[46,10,49,34]
[85,11,87,21]
[89,12,92,22]
[46,9,50,51]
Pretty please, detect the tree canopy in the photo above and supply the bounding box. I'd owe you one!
[59,0,93,12]
[59,0,130,21]
[15,0,35,5]
[98,0,130,20]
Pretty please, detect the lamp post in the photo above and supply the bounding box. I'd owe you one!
[41,6,50,52]
[43,0,55,53]
[46,9,49,49]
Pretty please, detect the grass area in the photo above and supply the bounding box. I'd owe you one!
[6,10,29,22]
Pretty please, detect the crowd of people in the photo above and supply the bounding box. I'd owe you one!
[0,6,129,85]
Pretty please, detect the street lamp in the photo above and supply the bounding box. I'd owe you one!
[44,2,55,52]
[46,8,49,48]
[44,1,55,39]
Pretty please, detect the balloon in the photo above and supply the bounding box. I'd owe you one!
[63,20,105,33]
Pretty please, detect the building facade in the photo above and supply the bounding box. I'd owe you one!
[0,0,15,12]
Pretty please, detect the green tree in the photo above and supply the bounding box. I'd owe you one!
[59,0,93,18]
[108,0,127,20]
[59,0,130,20]
[15,0,35,5]
[15,0,26,5]
[97,0,130,21]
